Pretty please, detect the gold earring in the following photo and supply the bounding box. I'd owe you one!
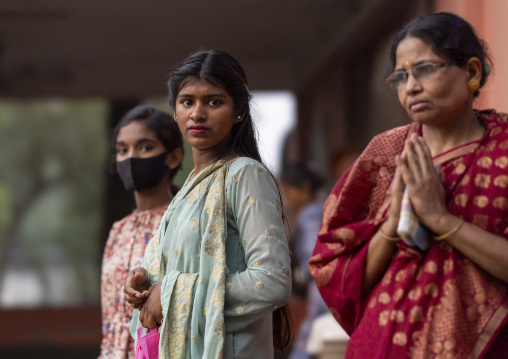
[468,79,480,93]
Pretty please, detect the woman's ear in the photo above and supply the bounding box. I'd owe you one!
[235,106,247,123]
[466,57,482,82]
[234,114,243,124]
[165,148,184,170]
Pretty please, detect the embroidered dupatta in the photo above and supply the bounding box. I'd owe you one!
[132,160,229,359]
[309,110,508,358]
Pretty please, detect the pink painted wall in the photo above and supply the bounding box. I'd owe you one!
[435,0,508,112]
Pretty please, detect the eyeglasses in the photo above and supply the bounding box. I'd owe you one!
[385,62,450,90]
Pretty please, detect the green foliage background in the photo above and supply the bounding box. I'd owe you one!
[0,99,108,306]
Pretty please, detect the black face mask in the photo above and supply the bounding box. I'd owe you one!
[116,152,169,192]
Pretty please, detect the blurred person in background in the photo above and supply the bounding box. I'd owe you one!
[327,145,360,189]
[310,12,508,358]
[125,50,292,358]
[99,104,184,358]
[280,163,328,359]
[301,148,360,358]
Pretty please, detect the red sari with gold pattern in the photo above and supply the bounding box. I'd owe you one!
[309,110,508,358]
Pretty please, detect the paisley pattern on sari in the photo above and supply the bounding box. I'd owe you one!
[310,110,508,358]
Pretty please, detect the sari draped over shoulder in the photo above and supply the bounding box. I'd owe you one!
[131,157,291,359]
[309,110,508,358]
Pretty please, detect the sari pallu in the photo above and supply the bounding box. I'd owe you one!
[309,110,508,358]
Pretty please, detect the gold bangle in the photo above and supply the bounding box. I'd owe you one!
[434,218,464,241]
[378,229,401,242]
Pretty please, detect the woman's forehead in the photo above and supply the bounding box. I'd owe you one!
[395,36,441,67]
[179,77,225,93]
[117,120,157,142]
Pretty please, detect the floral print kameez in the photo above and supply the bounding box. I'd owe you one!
[100,206,167,359]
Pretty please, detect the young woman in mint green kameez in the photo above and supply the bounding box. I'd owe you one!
[125,50,292,359]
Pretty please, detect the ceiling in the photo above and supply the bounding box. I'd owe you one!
[0,0,401,98]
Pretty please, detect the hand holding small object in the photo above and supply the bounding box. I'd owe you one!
[139,282,163,329]
[396,134,448,231]
[124,267,151,309]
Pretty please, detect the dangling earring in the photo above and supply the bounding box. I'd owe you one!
[468,79,480,93]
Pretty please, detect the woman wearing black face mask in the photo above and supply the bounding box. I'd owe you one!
[99,104,184,359]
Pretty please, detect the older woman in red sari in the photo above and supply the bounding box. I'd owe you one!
[310,12,508,358]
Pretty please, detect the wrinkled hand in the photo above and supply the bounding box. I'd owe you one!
[396,134,448,228]
[140,282,163,329]
[124,267,150,309]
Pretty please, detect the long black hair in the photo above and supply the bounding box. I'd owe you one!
[168,50,293,351]
[389,12,491,97]
[110,104,184,193]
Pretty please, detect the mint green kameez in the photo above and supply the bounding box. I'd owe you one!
[131,157,292,359]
